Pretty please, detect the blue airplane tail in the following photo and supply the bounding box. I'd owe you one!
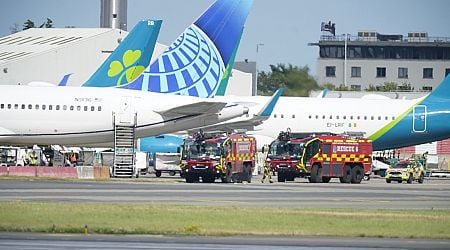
[119,0,253,97]
[82,19,162,87]
[426,73,450,100]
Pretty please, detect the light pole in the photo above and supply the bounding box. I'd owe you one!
[343,34,349,87]
[255,43,264,96]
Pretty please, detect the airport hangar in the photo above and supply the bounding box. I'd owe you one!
[0,27,254,96]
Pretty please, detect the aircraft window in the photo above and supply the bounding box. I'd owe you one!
[315,115,319,119]
[63,105,67,111]
[322,115,326,119]
[35,104,39,110]
[292,114,295,119]
[392,116,395,120]
[371,116,374,120]
[343,116,346,120]
[56,105,60,111]
[7,104,12,109]
[385,116,388,120]
[28,104,32,109]
[0,104,3,109]
[281,114,284,118]
[42,105,46,110]
[357,116,360,120]
[308,115,312,119]
[329,115,332,119]
[70,106,74,111]
[274,114,277,118]
[14,104,18,109]
[91,106,95,111]
[77,106,81,111]
[98,106,102,111]
[84,106,88,111]
[49,105,53,111]
[378,116,381,120]
[336,115,339,119]
[21,104,25,109]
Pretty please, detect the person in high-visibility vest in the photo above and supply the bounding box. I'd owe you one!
[261,163,273,183]
[29,151,38,166]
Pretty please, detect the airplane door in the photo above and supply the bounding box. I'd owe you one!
[412,105,427,133]
[120,97,133,113]
[116,96,135,125]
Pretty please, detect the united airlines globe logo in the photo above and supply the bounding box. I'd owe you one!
[146,25,225,97]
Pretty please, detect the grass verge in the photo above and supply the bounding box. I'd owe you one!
[0,201,449,239]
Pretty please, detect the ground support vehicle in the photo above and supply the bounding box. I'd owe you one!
[265,131,373,183]
[153,152,181,177]
[385,159,425,184]
[180,132,256,183]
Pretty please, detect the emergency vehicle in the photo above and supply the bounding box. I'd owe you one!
[180,132,257,183]
[385,159,425,184]
[265,130,373,183]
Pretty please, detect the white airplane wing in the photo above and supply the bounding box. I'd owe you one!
[155,102,227,117]
[192,88,284,132]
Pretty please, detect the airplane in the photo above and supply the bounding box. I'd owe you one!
[78,0,253,153]
[90,0,253,99]
[204,74,450,151]
[0,85,248,146]
[53,19,162,87]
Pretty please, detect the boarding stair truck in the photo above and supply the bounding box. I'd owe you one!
[265,130,373,183]
[181,132,257,183]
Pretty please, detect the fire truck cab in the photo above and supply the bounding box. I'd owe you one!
[180,132,257,183]
[266,130,372,183]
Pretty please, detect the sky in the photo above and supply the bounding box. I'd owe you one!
[1,0,449,74]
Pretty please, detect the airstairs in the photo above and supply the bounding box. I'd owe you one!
[112,112,137,178]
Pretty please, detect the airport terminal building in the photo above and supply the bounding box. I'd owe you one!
[310,31,450,91]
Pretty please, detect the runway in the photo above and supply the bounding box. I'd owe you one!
[0,177,449,209]
[1,233,450,250]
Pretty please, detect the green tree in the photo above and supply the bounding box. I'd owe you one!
[22,18,53,30]
[41,18,53,28]
[320,83,336,91]
[365,84,378,92]
[23,19,35,30]
[9,23,20,34]
[257,63,318,97]
[381,81,398,92]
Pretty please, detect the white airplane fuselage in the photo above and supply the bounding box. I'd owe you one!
[215,93,450,151]
[0,85,247,146]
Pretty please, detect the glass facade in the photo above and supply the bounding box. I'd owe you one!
[320,45,450,60]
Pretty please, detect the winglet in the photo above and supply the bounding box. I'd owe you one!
[316,88,328,98]
[57,73,72,86]
[83,19,162,87]
[258,88,284,117]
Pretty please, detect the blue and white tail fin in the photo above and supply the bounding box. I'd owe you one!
[82,19,162,87]
[119,0,253,97]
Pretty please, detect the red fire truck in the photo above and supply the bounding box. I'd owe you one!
[180,132,257,183]
[265,130,372,183]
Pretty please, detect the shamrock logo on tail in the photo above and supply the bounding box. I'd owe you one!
[108,50,145,86]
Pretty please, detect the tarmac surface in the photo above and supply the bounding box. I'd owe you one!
[0,176,449,209]
[1,176,450,249]
[1,232,450,250]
